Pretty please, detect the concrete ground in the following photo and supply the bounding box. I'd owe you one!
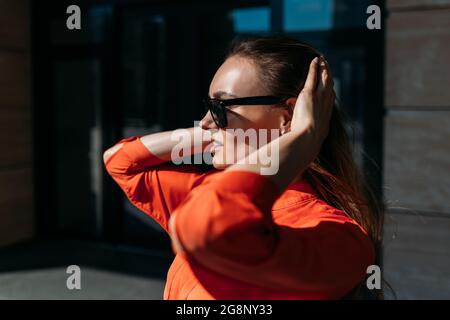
[0,239,173,300]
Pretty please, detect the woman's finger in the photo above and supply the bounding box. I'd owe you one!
[303,57,319,92]
[317,58,328,94]
[319,59,335,100]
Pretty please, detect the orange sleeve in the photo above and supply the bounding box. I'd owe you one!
[104,136,210,233]
[170,170,375,298]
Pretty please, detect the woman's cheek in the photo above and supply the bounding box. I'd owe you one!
[212,147,226,168]
[214,130,260,166]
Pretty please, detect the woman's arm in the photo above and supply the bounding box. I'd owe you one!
[103,126,210,165]
[103,127,214,233]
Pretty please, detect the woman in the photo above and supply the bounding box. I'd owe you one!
[103,36,383,300]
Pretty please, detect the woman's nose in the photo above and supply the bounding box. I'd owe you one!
[199,111,218,130]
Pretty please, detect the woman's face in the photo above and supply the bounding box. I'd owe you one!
[200,55,294,169]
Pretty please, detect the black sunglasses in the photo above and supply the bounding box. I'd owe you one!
[203,95,286,128]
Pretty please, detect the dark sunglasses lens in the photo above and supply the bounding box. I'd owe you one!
[205,100,226,127]
[212,101,227,127]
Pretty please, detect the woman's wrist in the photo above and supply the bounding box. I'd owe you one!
[137,127,211,164]
[223,127,316,192]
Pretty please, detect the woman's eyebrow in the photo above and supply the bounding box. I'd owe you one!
[212,91,238,99]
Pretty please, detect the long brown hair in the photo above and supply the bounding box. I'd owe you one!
[226,35,385,299]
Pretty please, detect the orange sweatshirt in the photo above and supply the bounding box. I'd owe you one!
[104,136,375,300]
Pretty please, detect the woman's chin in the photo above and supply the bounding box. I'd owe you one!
[211,148,250,169]
[211,157,228,169]
[211,150,230,169]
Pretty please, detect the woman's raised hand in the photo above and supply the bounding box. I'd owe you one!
[290,56,336,146]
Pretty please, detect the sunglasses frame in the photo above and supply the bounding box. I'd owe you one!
[203,95,286,128]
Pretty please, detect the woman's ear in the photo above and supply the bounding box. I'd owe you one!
[285,97,297,112]
[279,97,297,135]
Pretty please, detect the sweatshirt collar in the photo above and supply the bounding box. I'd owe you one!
[272,179,319,211]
